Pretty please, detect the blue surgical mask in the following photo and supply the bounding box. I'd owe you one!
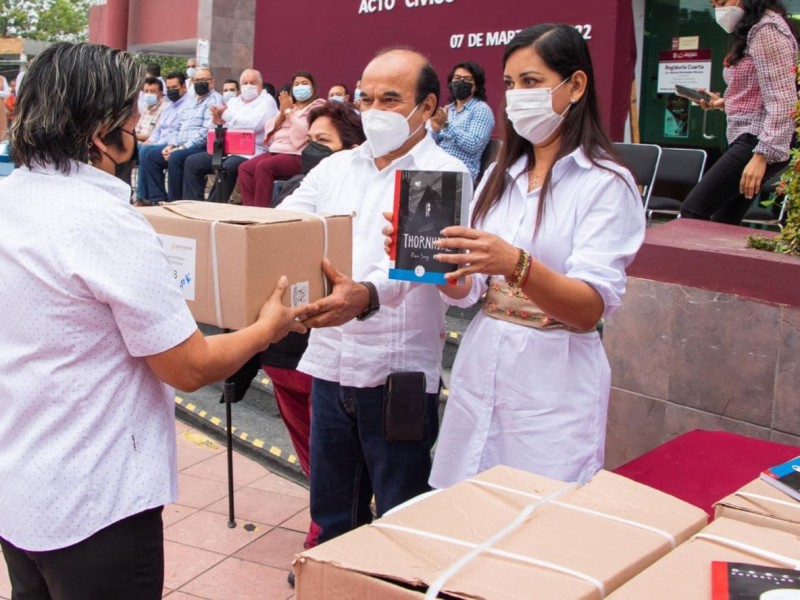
[293,84,313,102]
[223,91,237,102]
[354,88,362,101]
[329,94,345,103]
[143,93,158,108]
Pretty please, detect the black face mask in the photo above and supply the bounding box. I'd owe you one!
[450,80,473,101]
[194,81,210,97]
[301,141,334,174]
[166,89,181,102]
[102,128,137,181]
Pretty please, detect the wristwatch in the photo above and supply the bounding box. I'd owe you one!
[356,281,380,321]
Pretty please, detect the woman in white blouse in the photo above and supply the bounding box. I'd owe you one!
[427,24,646,486]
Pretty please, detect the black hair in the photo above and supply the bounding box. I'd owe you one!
[446,61,488,102]
[472,24,628,233]
[728,0,797,65]
[291,70,317,102]
[165,71,186,86]
[144,76,163,92]
[146,63,161,77]
[224,78,240,91]
[11,42,143,172]
[330,83,350,96]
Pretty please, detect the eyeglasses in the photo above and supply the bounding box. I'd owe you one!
[452,76,475,84]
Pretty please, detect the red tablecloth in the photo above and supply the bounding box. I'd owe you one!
[613,430,800,518]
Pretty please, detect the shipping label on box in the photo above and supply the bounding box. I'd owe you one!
[139,201,352,330]
[294,465,707,600]
[608,517,800,600]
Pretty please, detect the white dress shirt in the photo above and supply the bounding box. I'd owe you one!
[0,162,198,551]
[220,90,278,158]
[429,148,646,488]
[280,134,470,393]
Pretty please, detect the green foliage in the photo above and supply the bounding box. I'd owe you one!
[0,0,90,42]
[133,54,187,78]
[747,61,800,256]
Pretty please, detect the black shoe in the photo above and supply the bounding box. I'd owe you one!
[287,570,295,588]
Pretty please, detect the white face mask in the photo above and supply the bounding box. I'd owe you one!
[361,104,423,158]
[186,67,197,79]
[143,93,158,108]
[715,2,745,34]
[223,91,237,102]
[241,84,259,102]
[505,78,571,145]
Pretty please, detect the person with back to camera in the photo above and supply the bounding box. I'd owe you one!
[386,24,646,486]
[0,42,307,600]
[237,70,325,207]
[429,61,495,182]
[680,0,798,224]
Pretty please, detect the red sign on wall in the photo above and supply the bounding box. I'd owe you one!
[254,0,636,139]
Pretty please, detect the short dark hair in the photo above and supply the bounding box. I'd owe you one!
[165,71,186,86]
[11,42,144,173]
[331,83,349,96]
[308,102,366,149]
[224,78,239,91]
[146,62,161,77]
[144,76,163,92]
[447,61,487,102]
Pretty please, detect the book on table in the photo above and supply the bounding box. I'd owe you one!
[389,170,472,285]
[711,561,800,599]
[760,455,800,502]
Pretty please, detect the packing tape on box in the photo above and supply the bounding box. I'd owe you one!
[692,533,800,569]
[468,479,677,548]
[208,212,331,327]
[734,491,800,511]
[372,482,610,599]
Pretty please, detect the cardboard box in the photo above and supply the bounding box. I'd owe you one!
[139,201,352,330]
[714,477,800,536]
[294,465,707,599]
[608,517,800,599]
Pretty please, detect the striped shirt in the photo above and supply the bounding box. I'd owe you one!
[168,90,223,149]
[723,10,798,163]
[431,97,495,180]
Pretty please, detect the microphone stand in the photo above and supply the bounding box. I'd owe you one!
[210,123,228,203]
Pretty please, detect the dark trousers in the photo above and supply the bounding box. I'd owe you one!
[238,152,302,207]
[680,133,789,225]
[309,377,439,545]
[140,145,204,202]
[0,507,164,600]
[182,152,248,202]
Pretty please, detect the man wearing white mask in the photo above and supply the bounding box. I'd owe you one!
[134,77,167,143]
[183,68,277,201]
[185,57,198,97]
[280,48,469,546]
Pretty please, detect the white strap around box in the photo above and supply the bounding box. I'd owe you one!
[372,482,610,599]
[734,491,800,511]
[208,212,330,328]
[693,533,800,569]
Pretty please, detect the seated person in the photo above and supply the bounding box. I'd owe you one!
[136,71,189,204]
[238,70,325,207]
[183,69,277,202]
[430,61,495,182]
[135,77,167,143]
[222,79,239,104]
[327,83,350,104]
[139,67,223,202]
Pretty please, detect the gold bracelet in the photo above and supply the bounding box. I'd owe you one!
[507,248,529,287]
[517,252,532,289]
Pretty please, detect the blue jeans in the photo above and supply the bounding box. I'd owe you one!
[140,145,204,202]
[309,377,439,544]
[136,144,162,202]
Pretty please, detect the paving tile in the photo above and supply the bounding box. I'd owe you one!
[162,587,171,597]
[182,452,268,487]
[180,557,292,600]
[280,507,311,533]
[164,510,269,555]
[163,540,226,590]
[163,504,200,528]
[234,527,306,570]
[204,487,309,527]
[177,473,233,510]
[248,473,309,500]
[163,593,208,599]
[176,429,225,455]
[178,445,221,471]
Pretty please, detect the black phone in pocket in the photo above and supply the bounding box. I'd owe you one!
[384,372,427,442]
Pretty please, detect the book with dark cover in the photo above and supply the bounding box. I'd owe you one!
[760,455,800,503]
[711,561,800,599]
[389,170,471,285]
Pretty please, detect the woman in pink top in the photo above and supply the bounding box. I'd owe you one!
[239,70,325,207]
[680,0,798,224]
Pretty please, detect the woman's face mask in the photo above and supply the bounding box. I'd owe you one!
[715,0,745,33]
[505,78,571,145]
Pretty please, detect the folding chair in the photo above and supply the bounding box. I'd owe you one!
[646,148,707,225]
[612,142,662,215]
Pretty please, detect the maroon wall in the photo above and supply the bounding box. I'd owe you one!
[127,0,198,47]
[253,1,636,139]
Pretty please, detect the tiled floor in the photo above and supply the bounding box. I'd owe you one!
[0,419,308,600]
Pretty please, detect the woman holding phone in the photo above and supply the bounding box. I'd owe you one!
[680,0,797,224]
